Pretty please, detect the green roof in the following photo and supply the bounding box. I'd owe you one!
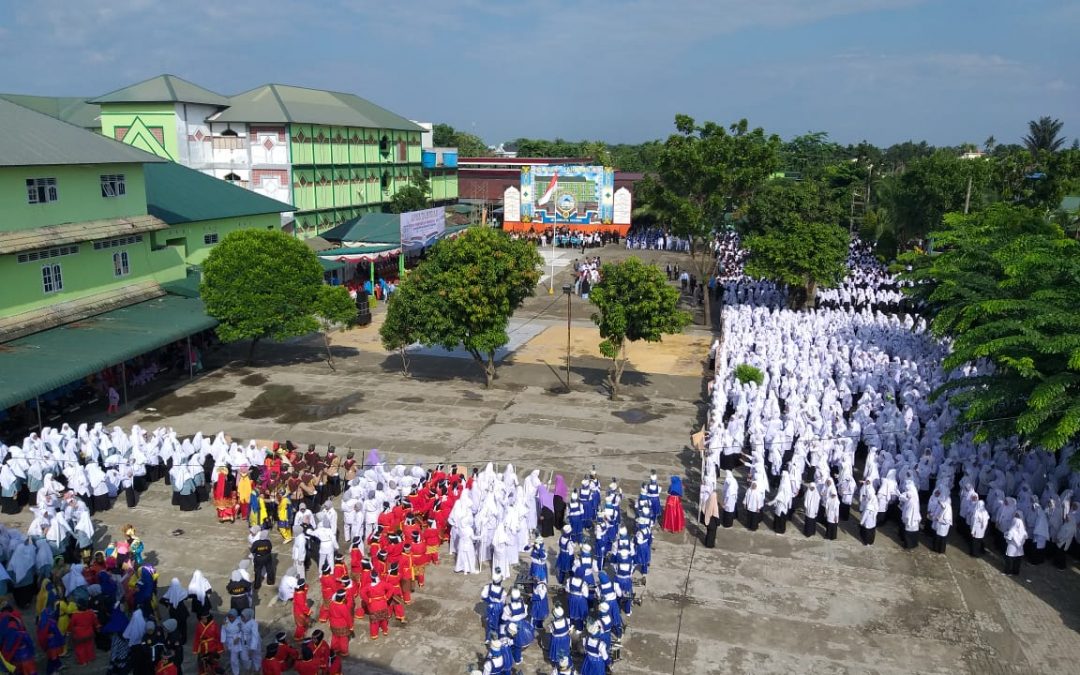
[211,84,422,131]
[320,214,468,248]
[144,162,293,224]
[0,94,100,129]
[89,74,229,106]
[318,258,346,272]
[320,212,403,244]
[0,98,167,167]
[1061,195,1080,213]
[0,294,217,411]
[319,244,400,256]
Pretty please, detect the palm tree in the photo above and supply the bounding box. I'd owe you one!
[1023,117,1065,154]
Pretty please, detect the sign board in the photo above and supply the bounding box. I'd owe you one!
[613,187,632,225]
[503,186,521,222]
[400,206,446,249]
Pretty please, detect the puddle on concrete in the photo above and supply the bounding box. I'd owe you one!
[145,390,236,416]
[612,408,664,424]
[240,373,268,386]
[396,396,424,403]
[240,385,363,424]
[460,390,483,401]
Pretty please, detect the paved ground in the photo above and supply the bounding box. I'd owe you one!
[4,244,1079,674]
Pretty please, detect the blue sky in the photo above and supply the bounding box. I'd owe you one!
[1,0,1076,147]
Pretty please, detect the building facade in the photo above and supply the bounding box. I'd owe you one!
[0,98,291,421]
[89,75,458,237]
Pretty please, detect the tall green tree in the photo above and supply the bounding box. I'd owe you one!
[385,228,541,387]
[313,285,357,370]
[742,178,845,234]
[379,275,436,377]
[432,123,491,156]
[743,219,849,310]
[389,172,431,213]
[200,230,325,362]
[641,115,782,326]
[589,258,690,399]
[884,150,992,247]
[1024,116,1066,155]
[898,205,1080,460]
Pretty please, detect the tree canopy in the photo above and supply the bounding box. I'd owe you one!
[637,115,782,325]
[432,123,490,156]
[381,227,541,387]
[200,229,326,361]
[1024,116,1066,155]
[589,258,690,399]
[389,172,431,213]
[898,204,1080,460]
[743,219,849,310]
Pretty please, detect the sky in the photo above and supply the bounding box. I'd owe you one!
[0,0,1077,148]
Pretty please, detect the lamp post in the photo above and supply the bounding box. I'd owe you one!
[562,283,572,389]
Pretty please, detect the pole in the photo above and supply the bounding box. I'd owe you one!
[549,178,557,295]
[964,175,973,215]
[35,396,42,431]
[187,335,194,379]
[399,251,405,278]
[120,362,128,412]
[566,290,571,389]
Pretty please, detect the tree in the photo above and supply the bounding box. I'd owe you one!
[589,258,690,399]
[389,171,431,213]
[432,123,491,156]
[313,285,356,370]
[743,219,849,310]
[742,178,845,235]
[200,230,325,362]
[379,276,434,377]
[884,150,992,247]
[641,115,782,327]
[389,228,541,387]
[431,123,456,147]
[898,205,1080,462]
[1024,116,1066,155]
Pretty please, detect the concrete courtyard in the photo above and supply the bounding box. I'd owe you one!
[5,245,1078,674]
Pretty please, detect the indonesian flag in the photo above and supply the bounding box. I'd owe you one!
[537,172,558,205]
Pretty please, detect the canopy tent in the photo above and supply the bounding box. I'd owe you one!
[319,211,471,250]
[0,294,217,411]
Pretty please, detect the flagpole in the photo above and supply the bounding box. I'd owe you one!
[549,176,556,295]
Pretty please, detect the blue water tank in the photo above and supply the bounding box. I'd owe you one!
[443,151,458,168]
[422,150,437,168]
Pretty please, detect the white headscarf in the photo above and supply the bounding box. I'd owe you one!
[163,577,188,606]
[188,570,212,603]
[123,608,147,645]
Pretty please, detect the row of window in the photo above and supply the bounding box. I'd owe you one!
[25,174,127,204]
[38,251,130,294]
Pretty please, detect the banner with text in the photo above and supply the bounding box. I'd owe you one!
[400,207,446,249]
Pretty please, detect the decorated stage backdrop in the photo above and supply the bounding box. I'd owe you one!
[503,164,630,234]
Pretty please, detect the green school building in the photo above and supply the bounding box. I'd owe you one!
[84,75,458,237]
[0,98,292,431]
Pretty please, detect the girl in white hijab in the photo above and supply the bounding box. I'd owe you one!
[188,570,213,617]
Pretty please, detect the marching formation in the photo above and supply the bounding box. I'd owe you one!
[463,466,681,675]
[699,240,1080,573]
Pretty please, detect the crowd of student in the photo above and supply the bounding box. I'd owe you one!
[623,228,690,252]
[460,467,683,675]
[696,239,1080,575]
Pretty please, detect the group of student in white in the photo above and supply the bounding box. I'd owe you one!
[697,239,1080,577]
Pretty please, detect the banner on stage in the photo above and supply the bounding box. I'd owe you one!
[400,207,446,249]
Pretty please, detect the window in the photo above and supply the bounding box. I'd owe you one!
[41,263,63,293]
[100,174,126,198]
[93,235,142,250]
[17,245,79,263]
[203,233,219,245]
[113,251,130,277]
[223,172,242,182]
[26,177,58,204]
